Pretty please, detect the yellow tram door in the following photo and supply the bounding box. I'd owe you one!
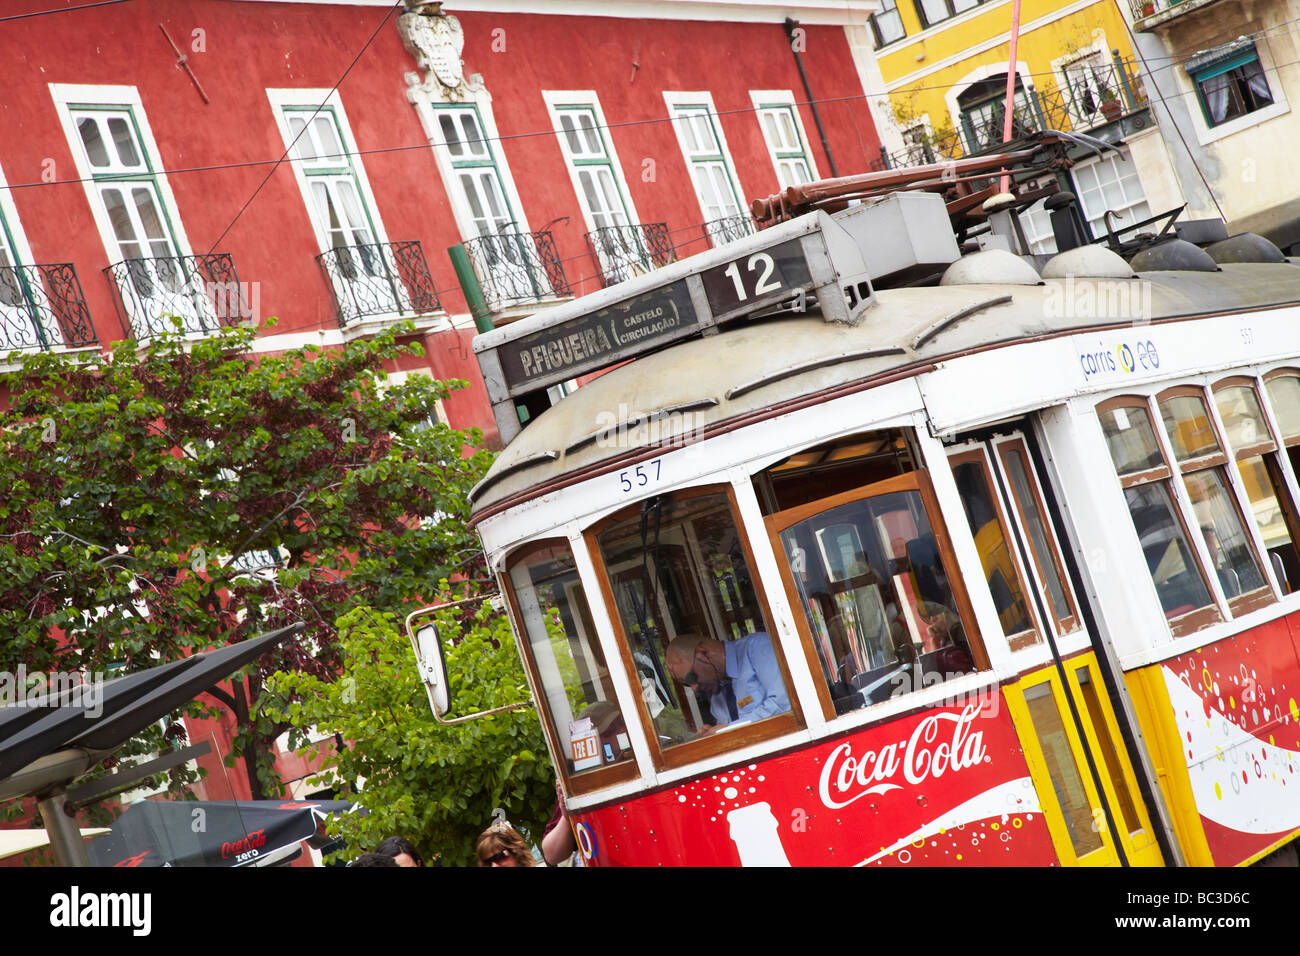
[1006,654,1164,867]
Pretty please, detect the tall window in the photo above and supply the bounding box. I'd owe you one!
[957,76,1034,152]
[870,0,907,47]
[551,102,632,234]
[434,105,517,240]
[666,100,745,234]
[1098,397,1221,635]
[1072,149,1151,241]
[916,0,982,29]
[755,102,817,189]
[1191,46,1273,128]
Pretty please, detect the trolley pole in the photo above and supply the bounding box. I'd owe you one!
[448,244,494,334]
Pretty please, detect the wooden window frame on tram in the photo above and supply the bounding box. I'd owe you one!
[498,538,641,797]
[990,434,1086,639]
[582,482,805,773]
[1095,394,1224,637]
[762,469,989,723]
[946,445,1045,653]
[1155,383,1276,618]
[1263,367,1300,448]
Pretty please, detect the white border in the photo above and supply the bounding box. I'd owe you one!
[265,88,394,256]
[541,90,642,236]
[748,89,823,183]
[48,83,197,266]
[662,90,747,222]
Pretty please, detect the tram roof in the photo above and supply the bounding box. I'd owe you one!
[468,263,1300,519]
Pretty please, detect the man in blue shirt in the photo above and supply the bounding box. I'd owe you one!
[665,633,791,733]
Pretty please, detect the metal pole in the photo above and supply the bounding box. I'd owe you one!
[447,243,494,334]
[37,790,91,867]
[783,18,839,177]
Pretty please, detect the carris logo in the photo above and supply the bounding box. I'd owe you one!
[818,704,988,810]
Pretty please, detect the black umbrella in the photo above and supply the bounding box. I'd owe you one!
[87,798,351,868]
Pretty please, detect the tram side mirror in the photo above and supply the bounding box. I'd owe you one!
[404,596,530,725]
[408,617,451,718]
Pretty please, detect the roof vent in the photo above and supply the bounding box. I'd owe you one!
[1205,233,1288,264]
[1042,245,1135,279]
[940,248,1041,286]
[1129,238,1220,273]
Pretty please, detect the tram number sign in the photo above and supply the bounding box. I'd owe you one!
[701,238,812,317]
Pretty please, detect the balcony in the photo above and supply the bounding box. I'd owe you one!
[0,262,97,354]
[462,229,572,314]
[584,223,676,288]
[701,215,759,248]
[316,240,441,328]
[104,253,245,341]
[1130,0,1224,30]
[874,56,1150,171]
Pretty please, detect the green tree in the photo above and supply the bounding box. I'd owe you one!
[266,604,553,867]
[0,320,493,803]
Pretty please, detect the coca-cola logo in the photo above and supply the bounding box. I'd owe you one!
[221,828,268,860]
[818,704,988,810]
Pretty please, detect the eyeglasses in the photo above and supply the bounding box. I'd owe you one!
[483,848,511,865]
[682,645,709,687]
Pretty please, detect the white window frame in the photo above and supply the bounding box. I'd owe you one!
[1185,39,1291,147]
[542,91,641,237]
[1051,35,1116,131]
[0,161,69,351]
[750,90,821,189]
[49,84,197,270]
[1070,148,1152,243]
[663,91,746,227]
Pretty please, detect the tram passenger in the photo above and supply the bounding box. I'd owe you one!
[665,633,790,734]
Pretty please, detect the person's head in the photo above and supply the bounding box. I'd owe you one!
[665,635,727,694]
[376,835,423,868]
[350,851,400,867]
[475,824,537,867]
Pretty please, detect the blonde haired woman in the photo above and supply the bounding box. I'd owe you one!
[475,821,540,867]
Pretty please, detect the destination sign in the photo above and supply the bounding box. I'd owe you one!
[499,279,699,393]
[700,238,813,318]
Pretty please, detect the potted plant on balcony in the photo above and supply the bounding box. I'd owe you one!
[1100,87,1123,121]
[1139,0,1155,15]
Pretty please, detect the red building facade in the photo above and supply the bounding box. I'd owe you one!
[0,0,880,850]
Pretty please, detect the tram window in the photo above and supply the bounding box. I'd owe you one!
[1213,380,1300,595]
[948,449,1039,650]
[754,429,915,515]
[591,490,797,758]
[1158,388,1271,614]
[505,540,636,787]
[1097,399,1220,635]
[1264,372,1300,439]
[769,473,980,718]
[996,440,1082,634]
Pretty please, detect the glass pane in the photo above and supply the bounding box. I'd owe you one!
[1100,405,1164,475]
[439,114,462,157]
[107,117,140,167]
[460,173,489,231]
[287,115,314,161]
[1235,456,1298,594]
[1002,446,1073,624]
[776,487,976,716]
[1184,468,1267,598]
[919,0,949,23]
[578,113,602,155]
[459,113,486,157]
[509,542,634,777]
[1266,375,1300,439]
[951,458,1034,641]
[1159,394,1222,462]
[1123,483,1214,619]
[102,187,138,243]
[1023,683,1104,856]
[131,187,167,242]
[559,114,582,154]
[596,493,792,746]
[312,116,343,162]
[77,117,110,167]
[1215,385,1273,451]
[1073,667,1142,836]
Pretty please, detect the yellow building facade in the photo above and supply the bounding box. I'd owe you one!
[864,0,1188,251]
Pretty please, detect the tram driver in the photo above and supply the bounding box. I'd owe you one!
[665,633,791,735]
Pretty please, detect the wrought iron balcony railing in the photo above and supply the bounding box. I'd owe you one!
[104,253,245,340]
[585,223,676,288]
[872,55,1149,171]
[463,229,571,312]
[1130,0,1215,25]
[0,262,97,354]
[317,240,440,328]
[702,215,759,248]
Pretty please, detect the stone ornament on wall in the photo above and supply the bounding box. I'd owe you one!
[398,2,483,103]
